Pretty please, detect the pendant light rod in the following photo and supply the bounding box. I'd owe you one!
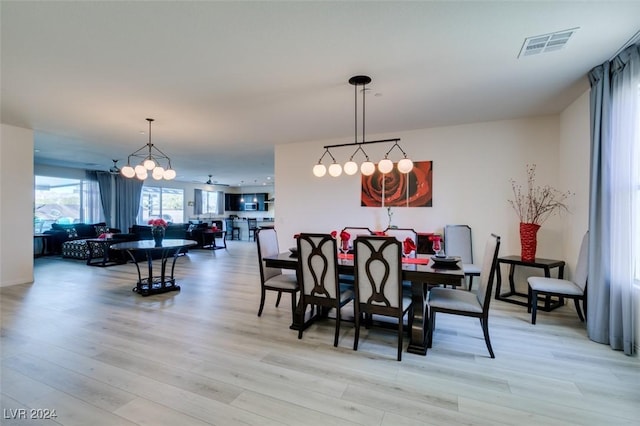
[323,138,400,150]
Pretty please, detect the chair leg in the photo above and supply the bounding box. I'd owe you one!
[468,276,474,292]
[574,297,585,322]
[298,301,306,340]
[531,290,538,324]
[275,291,282,307]
[291,291,297,324]
[333,305,341,347]
[428,311,436,348]
[353,312,361,351]
[527,285,532,313]
[397,315,403,361]
[480,316,495,358]
[258,287,266,316]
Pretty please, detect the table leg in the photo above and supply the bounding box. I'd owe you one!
[407,281,428,355]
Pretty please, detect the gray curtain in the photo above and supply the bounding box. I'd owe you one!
[194,189,203,215]
[95,171,113,227]
[216,190,224,215]
[114,175,143,233]
[587,43,638,355]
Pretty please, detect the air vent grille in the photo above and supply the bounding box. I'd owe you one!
[518,27,579,58]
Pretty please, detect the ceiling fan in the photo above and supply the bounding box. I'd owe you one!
[109,159,121,175]
[206,175,214,185]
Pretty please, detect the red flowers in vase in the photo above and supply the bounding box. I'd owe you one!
[148,218,168,228]
[403,237,416,256]
[428,234,443,255]
[339,231,350,252]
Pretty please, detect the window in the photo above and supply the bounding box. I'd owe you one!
[34,175,104,232]
[139,186,184,224]
[203,190,220,215]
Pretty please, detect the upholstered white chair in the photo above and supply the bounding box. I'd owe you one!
[527,231,588,325]
[428,234,501,358]
[256,228,299,322]
[444,224,481,290]
[384,227,418,258]
[297,233,354,347]
[353,236,413,361]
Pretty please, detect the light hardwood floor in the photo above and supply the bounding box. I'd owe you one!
[1,241,638,425]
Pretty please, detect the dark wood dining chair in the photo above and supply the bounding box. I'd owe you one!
[428,233,501,358]
[383,227,418,258]
[296,233,354,347]
[527,231,588,324]
[353,236,413,361]
[256,228,299,322]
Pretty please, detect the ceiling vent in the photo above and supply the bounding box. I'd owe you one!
[518,27,579,58]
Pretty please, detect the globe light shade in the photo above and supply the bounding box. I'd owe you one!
[163,168,176,180]
[313,164,327,177]
[143,158,156,170]
[328,163,342,177]
[378,158,394,174]
[360,161,375,176]
[397,158,414,173]
[152,167,165,180]
[134,164,146,175]
[136,169,148,180]
[344,161,359,175]
[121,165,135,178]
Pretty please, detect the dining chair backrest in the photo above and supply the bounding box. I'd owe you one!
[573,231,589,292]
[224,218,234,231]
[444,224,473,263]
[476,234,501,309]
[297,233,340,299]
[256,228,282,282]
[341,227,373,249]
[383,227,418,258]
[354,236,403,310]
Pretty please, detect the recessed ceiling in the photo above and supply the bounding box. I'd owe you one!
[2,1,639,185]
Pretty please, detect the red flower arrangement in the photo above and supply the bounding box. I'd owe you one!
[339,230,350,252]
[428,234,442,254]
[330,230,337,239]
[148,218,168,228]
[403,237,416,255]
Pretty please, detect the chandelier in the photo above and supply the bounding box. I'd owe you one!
[120,118,177,180]
[313,75,413,177]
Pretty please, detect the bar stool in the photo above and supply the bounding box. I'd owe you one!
[225,218,240,240]
[248,218,258,241]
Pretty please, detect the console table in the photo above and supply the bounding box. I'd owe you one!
[111,239,197,296]
[495,255,565,311]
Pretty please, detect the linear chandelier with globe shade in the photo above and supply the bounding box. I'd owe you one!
[120,118,177,180]
[312,75,413,178]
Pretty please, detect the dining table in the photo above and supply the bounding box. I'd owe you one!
[263,252,465,356]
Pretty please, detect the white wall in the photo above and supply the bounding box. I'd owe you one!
[275,116,572,263]
[558,90,591,274]
[1,124,34,286]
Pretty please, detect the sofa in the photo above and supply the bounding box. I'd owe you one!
[128,223,190,241]
[44,222,122,258]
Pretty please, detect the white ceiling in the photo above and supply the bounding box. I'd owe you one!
[2,1,639,186]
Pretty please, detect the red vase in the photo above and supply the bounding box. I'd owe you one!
[519,222,540,262]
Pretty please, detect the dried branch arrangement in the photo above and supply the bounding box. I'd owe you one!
[508,164,573,225]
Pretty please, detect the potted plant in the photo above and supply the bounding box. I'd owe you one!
[508,164,573,261]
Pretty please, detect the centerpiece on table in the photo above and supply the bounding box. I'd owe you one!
[403,237,416,257]
[428,234,444,257]
[508,164,573,262]
[148,218,168,246]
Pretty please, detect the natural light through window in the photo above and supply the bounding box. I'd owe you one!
[138,186,184,224]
